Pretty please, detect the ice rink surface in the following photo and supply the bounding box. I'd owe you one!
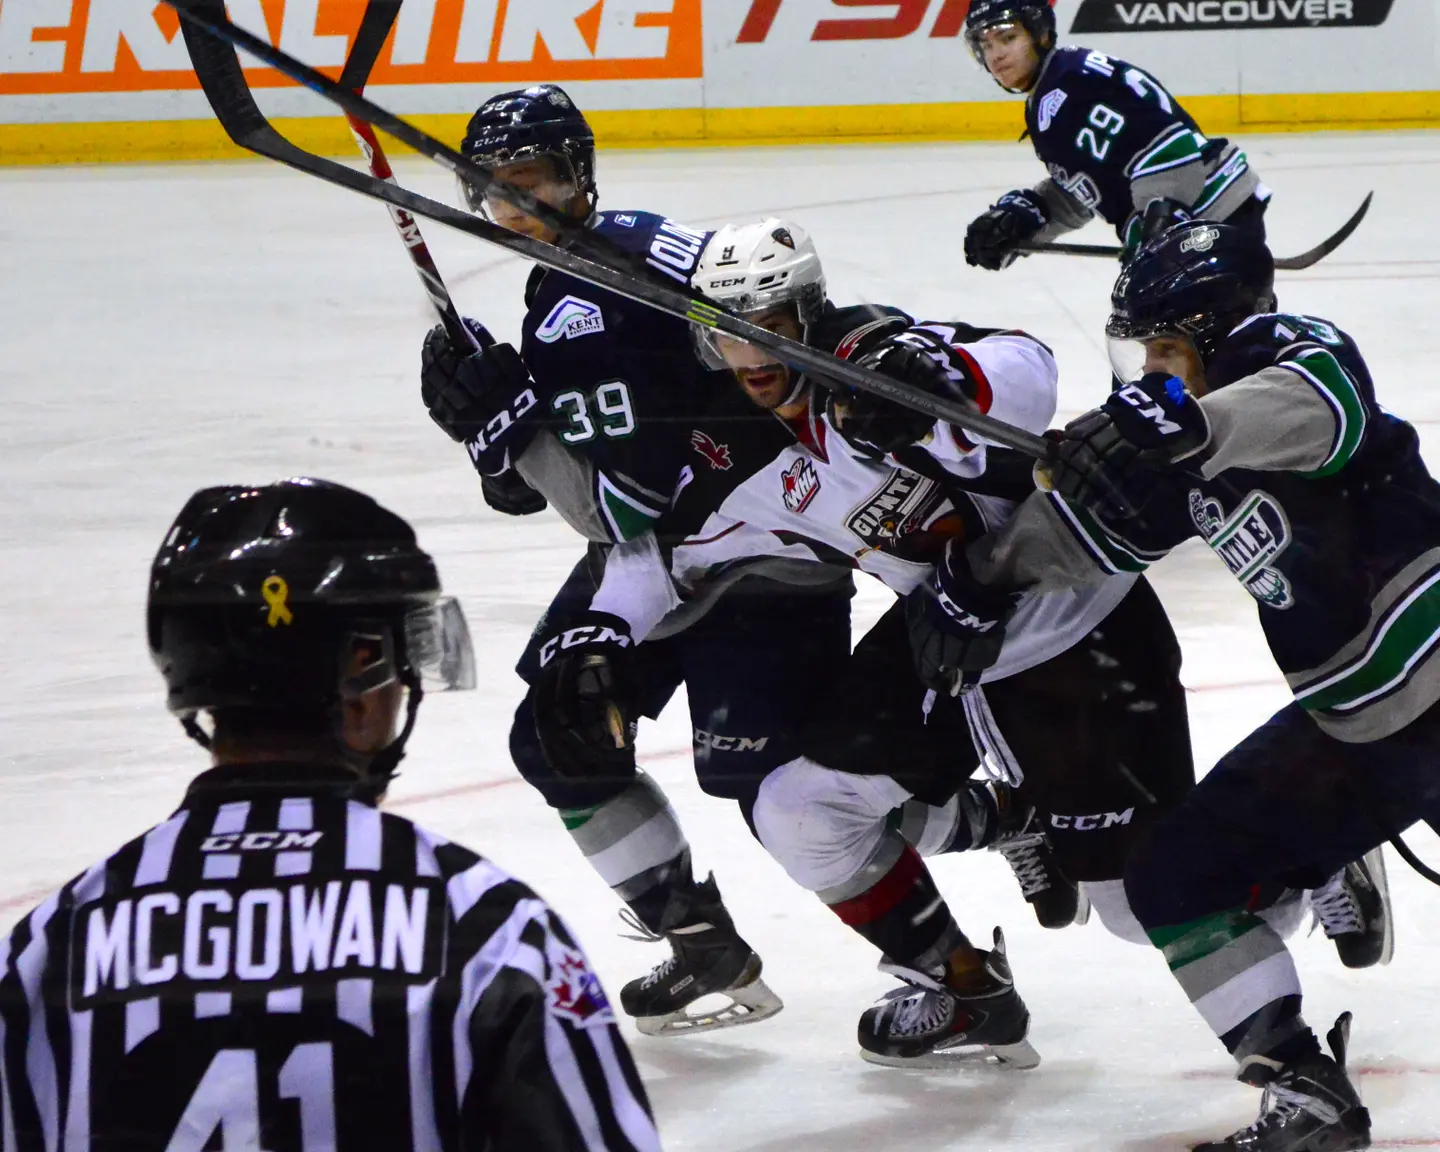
[3,129,1440,1149]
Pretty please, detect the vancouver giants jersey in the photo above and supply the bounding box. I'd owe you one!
[661,305,1135,681]
[519,210,717,542]
[1025,46,1257,231]
[1074,314,1440,740]
[0,765,658,1152]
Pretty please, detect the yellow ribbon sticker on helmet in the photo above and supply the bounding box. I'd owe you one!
[262,575,294,628]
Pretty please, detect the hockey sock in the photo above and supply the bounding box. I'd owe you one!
[560,772,695,934]
[1148,909,1308,1073]
[1222,995,1322,1083]
[894,781,999,857]
[821,838,970,972]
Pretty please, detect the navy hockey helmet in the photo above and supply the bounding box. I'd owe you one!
[964,0,1057,67]
[148,478,474,778]
[459,84,596,214]
[1106,222,1276,379]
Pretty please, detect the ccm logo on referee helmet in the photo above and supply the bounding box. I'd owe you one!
[201,831,323,852]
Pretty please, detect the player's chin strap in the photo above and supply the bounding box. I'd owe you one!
[351,676,424,805]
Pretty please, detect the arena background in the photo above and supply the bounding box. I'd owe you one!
[1,0,1435,165]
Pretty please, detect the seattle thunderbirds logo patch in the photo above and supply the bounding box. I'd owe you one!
[1189,489,1295,609]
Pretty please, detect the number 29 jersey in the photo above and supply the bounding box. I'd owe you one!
[517,210,718,543]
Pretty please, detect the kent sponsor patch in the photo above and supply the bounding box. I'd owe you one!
[535,296,605,343]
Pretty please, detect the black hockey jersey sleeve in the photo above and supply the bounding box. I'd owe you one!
[518,211,716,543]
[456,897,659,1152]
[1024,46,1259,233]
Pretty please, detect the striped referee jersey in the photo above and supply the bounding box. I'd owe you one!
[0,763,660,1151]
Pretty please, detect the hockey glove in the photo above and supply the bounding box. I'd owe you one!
[1122,198,1192,261]
[532,612,638,778]
[1051,373,1211,518]
[905,539,1020,696]
[964,190,1049,271]
[828,329,981,456]
[480,470,548,517]
[420,319,540,475]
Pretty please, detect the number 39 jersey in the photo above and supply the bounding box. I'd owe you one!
[1024,46,1265,234]
[517,210,718,543]
[0,765,658,1152]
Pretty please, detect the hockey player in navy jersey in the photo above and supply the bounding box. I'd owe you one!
[0,478,660,1151]
[418,86,852,1036]
[965,220,1423,1148]
[961,0,1270,271]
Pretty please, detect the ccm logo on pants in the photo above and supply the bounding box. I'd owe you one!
[1050,809,1135,831]
[694,730,770,752]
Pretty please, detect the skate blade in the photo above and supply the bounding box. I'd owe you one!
[1365,845,1394,966]
[633,977,783,1037]
[860,1037,1041,1072]
[1073,886,1092,927]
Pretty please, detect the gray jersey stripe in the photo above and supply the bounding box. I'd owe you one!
[123,997,159,1055]
[194,992,231,1019]
[407,980,442,1152]
[588,1024,662,1152]
[133,811,189,889]
[63,1009,92,1152]
[17,890,60,1152]
[266,987,303,1014]
[278,797,314,830]
[336,978,374,1036]
[345,801,382,871]
[202,855,240,881]
[211,801,250,835]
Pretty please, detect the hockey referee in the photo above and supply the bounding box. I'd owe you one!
[0,477,660,1151]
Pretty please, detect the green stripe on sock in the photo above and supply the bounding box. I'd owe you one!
[1148,909,1268,970]
[560,805,603,831]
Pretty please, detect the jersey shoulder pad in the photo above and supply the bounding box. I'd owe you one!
[1207,312,1364,390]
[813,302,913,360]
[591,210,712,278]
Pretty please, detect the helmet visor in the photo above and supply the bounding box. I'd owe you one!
[404,596,477,691]
[1106,313,1203,388]
[457,155,579,222]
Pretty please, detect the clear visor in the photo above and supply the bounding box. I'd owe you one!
[692,323,786,373]
[456,154,578,224]
[1106,335,1152,386]
[403,596,477,692]
[1106,319,1201,388]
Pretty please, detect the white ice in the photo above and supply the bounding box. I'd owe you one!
[3,131,1439,1151]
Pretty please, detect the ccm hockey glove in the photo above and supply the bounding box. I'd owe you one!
[420,319,541,475]
[532,612,638,778]
[906,539,1020,696]
[964,189,1049,271]
[829,328,981,456]
[1052,372,1211,518]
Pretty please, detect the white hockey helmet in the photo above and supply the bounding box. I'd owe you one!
[691,218,826,370]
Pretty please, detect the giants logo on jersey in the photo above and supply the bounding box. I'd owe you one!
[845,470,960,560]
[690,429,733,471]
[781,458,821,513]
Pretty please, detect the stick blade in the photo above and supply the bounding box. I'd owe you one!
[1274,191,1373,270]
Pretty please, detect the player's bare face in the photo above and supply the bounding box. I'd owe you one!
[979,24,1040,92]
[719,306,804,411]
[1143,334,1208,395]
[482,158,581,243]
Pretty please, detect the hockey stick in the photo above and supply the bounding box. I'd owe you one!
[165,0,1054,463]
[1016,193,1373,271]
[332,0,475,352]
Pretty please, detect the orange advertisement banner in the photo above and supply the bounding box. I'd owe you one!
[0,0,703,97]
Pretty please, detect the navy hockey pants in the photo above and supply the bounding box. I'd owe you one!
[1126,698,1440,932]
[511,550,854,812]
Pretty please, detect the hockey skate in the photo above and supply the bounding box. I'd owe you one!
[1310,848,1393,969]
[1195,1013,1371,1151]
[619,875,782,1037]
[989,785,1089,929]
[857,927,1040,1071]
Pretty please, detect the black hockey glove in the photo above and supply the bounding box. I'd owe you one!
[1051,373,1211,518]
[420,319,540,475]
[905,539,1020,696]
[532,612,638,778]
[480,470,548,517]
[828,328,981,456]
[1122,197,1192,260]
[964,190,1049,271]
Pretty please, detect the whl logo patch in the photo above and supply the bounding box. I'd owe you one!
[536,296,605,343]
[1071,0,1393,32]
[1189,488,1295,609]
[781,457,821,514]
